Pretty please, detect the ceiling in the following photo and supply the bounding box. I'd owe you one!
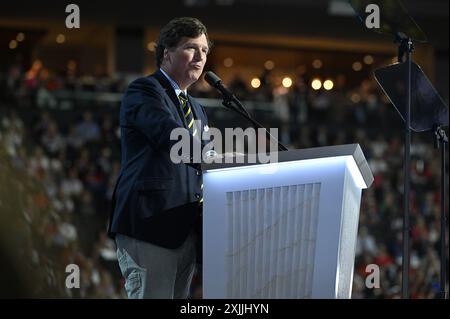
[0,0,448,50]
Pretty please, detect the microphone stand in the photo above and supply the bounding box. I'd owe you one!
[433,125,449,299]
[221,95,288,152]
[354,0,449,300]
[396,32,414,299]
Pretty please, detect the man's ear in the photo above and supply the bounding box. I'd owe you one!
[163,48,170,65]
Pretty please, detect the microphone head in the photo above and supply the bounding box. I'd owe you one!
[204,71,222,88]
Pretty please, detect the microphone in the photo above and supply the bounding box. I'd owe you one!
[204,71,288,151]
[204,71,250,117]
[204,71,236,102]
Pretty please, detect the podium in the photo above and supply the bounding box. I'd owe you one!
[201,144,373,299]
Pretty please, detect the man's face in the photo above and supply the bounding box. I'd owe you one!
[162,34,209,90]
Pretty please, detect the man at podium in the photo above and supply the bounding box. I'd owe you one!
[107,17,212,299]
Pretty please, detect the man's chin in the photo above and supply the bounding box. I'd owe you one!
[188,70,203,83]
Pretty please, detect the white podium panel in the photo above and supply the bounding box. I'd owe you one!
[202,145,373,299]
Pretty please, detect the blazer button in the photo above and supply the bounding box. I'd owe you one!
[196,170,201,176]
[195,193,200,199]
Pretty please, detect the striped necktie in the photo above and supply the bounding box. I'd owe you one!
[179,92,198,137]
[179,92,203,205]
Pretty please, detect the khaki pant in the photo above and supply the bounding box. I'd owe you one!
[115,232,196,299]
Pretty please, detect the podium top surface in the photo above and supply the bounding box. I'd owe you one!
[201,144,373,188]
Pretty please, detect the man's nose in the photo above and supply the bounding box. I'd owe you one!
[194,49,204,61]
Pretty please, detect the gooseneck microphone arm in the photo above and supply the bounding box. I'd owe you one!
[204,71,288,152]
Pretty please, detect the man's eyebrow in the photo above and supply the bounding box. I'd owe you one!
[184,42,209,51]
[184,42,206,47]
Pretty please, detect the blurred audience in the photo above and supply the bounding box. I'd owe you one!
[0,59,448,299]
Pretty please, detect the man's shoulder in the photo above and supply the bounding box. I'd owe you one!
[127,74,162,90]
[120,73,168,107]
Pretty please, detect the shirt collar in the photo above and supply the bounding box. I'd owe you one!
[160,68,187,100]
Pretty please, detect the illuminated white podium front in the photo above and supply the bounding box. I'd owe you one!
[201,144,373,299]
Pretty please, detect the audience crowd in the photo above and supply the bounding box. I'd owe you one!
[0,59,447,298]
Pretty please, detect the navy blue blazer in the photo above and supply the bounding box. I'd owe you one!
[108,70,209,249]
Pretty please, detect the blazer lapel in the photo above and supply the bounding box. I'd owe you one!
[153,70,206,131]
[187,95,205,126]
